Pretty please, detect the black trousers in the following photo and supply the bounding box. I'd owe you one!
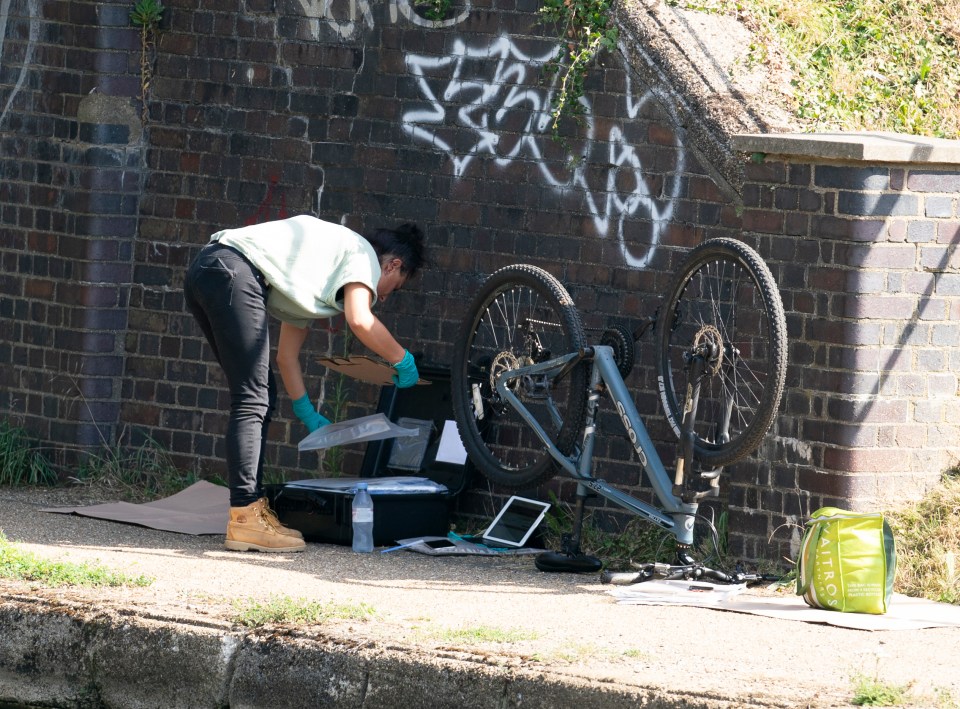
[183,243,277,507]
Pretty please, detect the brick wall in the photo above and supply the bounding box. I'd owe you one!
[2,0,958,563]
[1,0,143,464]
[729,134,960,561]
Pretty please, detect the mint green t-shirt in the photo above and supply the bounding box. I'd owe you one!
[211,215,381,328]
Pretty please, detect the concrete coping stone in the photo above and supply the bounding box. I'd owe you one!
[732,131,960,165]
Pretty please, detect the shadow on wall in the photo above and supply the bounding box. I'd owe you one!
[843,184,958,432]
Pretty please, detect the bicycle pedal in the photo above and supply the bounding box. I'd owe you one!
[679,478,721,503]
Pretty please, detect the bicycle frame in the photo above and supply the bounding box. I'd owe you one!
[494,344,700,546]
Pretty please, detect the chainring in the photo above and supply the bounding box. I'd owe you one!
[600,324,636,379]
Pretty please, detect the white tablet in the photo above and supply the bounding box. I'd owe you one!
[481,496,551,548]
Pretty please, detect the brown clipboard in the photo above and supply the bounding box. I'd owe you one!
[316,355,430,386]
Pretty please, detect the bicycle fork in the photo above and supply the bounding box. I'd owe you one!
[674,346,726,504]
[573,347,699,547]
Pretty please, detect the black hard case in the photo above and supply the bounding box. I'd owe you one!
[266,364,468,546]
[265,478,449,546]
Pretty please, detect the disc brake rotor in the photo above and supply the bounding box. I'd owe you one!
[693,325,724,377]
[490,351,522,393]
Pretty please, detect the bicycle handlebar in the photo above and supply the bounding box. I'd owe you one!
[600,564,772,586]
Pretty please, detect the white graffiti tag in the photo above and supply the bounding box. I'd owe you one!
[391,0,471,28]
[295,0,470,40]
[403,37,559,178]
[0,0,38,129]
[402,35,685,269]
[293,0,373,40]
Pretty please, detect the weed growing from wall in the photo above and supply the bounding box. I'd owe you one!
[70,429,201,502]
[541,493,676,568]
[421,0,452,21]
[130,0,165,122]
[314,327,356,478]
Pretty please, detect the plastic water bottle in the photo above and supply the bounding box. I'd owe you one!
[351,482,374,553]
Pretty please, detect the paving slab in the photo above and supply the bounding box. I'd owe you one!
[1,486,958,708]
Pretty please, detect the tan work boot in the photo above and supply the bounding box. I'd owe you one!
[258,497,303,540]
[225,499,305,553]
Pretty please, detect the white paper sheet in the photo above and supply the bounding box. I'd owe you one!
[608,584,960,631]
[434,420,468,465]
[609,579,747,605]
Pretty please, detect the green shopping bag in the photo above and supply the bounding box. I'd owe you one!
[796,507,896,614]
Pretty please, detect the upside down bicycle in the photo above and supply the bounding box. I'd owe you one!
[450,238,788,582]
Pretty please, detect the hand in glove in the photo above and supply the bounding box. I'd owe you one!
[291,394,331,432]
[391,350,419,389]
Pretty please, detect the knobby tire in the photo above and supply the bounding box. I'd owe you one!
[451,265,588,489]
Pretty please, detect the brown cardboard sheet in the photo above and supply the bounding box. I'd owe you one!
[316,355,429,385]
[42,480,228,536]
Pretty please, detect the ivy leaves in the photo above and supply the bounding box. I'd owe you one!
[539,0,620,133]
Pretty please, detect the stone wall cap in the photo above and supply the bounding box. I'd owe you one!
[732,131,960,165]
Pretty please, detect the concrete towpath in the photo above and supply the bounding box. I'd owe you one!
[1,485,959,708]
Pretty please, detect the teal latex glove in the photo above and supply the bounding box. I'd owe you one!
[391,350,419,389]
[291,394,331,432]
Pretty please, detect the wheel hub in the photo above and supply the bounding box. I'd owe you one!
[692,325,723,376]
[489,350,551,400]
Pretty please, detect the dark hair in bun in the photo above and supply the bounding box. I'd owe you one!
[365,223,428,278]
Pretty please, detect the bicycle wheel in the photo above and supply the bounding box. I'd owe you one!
[451,265,588,488]
[656,238,787,468]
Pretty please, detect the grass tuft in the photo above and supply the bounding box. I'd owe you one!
[886,472,960,604]
[0,420,57,487]
[233,595,376,628]
[71,433,204,502]
[851,673,911,706]
[433,625,540,644]
[540,495,727,570]
[0,532,152,587]
[1,416,208,502]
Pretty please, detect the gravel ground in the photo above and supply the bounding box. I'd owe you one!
[3,485,960,707]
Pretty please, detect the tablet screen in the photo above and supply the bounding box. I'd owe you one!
[481,496,550,547]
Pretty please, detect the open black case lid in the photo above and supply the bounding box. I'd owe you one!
[360,363,474,496]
